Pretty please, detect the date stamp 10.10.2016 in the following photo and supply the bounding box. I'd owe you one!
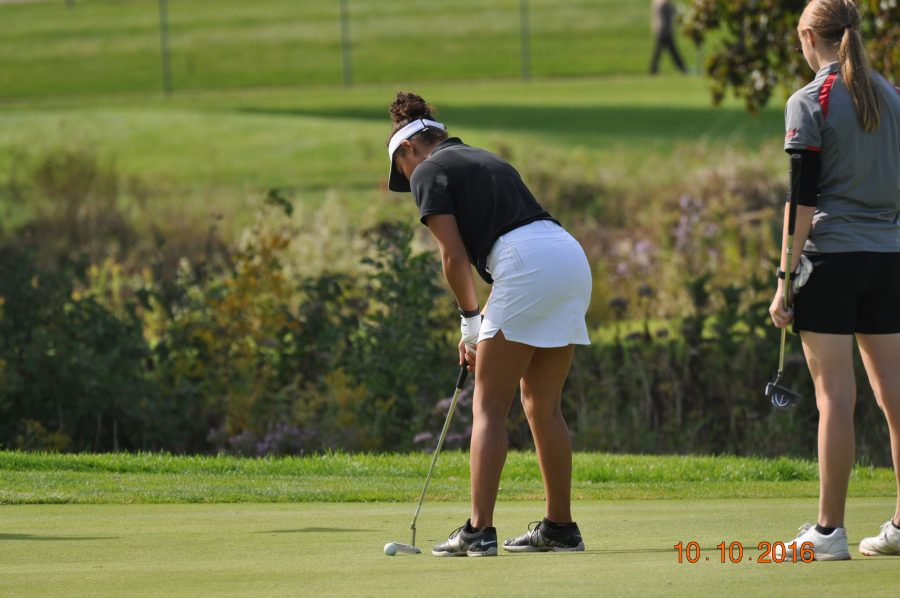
[674,541,815,564]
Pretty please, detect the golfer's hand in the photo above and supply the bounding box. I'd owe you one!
[459,313,480,369]
[769,290,793,329]
[458,339,476,371]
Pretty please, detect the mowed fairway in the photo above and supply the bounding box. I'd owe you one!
[1,0,782,232]
[1,0,699,97]
[0,76,784,191]
[3,500,900,597]
[1,0,787,254]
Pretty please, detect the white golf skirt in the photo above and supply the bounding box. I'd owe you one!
[479,220,592,348]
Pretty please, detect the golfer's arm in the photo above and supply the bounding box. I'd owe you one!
[778,204,815,289]
[425,214,478,312]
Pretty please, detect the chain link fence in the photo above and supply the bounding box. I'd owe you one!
[1,0,699,98]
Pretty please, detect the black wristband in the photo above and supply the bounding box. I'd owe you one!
[776,269,796,281]
[458,306,480,318]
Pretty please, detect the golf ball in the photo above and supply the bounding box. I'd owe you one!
[384,542,398,556]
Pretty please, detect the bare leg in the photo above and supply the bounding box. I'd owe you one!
[520,345,576,523]
[857,333,900,526]
[801,332,856,528]
[469,331,534,528]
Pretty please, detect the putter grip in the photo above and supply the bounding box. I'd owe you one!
[456,364,468,390]
[787,153,802,235]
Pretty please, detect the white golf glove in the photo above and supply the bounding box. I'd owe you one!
[460,310,481,355]
[793,254,813,295]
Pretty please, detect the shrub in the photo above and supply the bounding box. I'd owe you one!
[0,145,892,464]
[0,247,155,452]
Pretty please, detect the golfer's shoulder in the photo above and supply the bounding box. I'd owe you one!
[791,65,844,109]
[786,81,824,118]
[423,140,492,175]
[410,159,447,191]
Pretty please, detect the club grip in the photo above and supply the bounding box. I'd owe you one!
[787,153,802,235]
[455,364,469,390]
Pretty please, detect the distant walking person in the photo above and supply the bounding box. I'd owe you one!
[649,0,687,74]
[386,91,592,557]
[769,0,900,560]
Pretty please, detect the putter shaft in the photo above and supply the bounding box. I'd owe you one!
[409,365,469,547]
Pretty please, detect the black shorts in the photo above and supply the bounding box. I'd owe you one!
[793,252,900,335]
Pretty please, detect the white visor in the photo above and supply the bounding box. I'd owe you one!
[387,118,446,192]
[388,119,446,161]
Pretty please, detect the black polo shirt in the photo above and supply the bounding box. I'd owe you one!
[410,137,557,284]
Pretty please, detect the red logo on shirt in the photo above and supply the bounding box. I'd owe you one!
[785,128,800,141]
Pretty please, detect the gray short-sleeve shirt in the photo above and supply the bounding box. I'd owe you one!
[784,62,900,253]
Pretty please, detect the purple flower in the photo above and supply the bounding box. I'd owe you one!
[634,240,655,268]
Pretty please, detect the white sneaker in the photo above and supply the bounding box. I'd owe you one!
[859,521,900,556]
[774,523,851,561]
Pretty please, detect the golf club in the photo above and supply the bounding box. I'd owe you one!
[766,152,803,410]
[383,364,469,555]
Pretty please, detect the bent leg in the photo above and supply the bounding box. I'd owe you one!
[470,330,534,528]
[857,333,900,525]
[520,345,576,523]
[802,332,856,528]
[665,36,687,72]
[649,39,663,74]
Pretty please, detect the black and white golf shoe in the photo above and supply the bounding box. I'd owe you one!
[503,519,585,553]
[432,521,498,557]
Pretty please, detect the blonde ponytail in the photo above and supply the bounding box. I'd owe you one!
[805,0,882,133]
[839,26,881,133]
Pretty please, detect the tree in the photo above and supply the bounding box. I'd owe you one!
[683,0,899,112]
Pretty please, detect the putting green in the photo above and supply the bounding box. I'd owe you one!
[2,499,898,596]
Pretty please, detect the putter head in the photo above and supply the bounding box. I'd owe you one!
[765,380,801,410]
[390,543,422,555]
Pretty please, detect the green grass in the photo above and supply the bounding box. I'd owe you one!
[0,1,773,233]
[1,0,700,98]
[1,451,894,504]
[0,75,785,228]
[3,453,897,595]
[3,500,900,597]
[0,2,782,235]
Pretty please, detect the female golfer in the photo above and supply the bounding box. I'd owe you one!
[769,0,900,560]
[387,91,592,556]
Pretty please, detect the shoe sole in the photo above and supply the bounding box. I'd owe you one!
[774,545,851,562]
[773,552,851,561]
[431,548,498,557]
[503,542,585,553]
[859,545,900,556]
[467,547,498,557]
[814,553,851,561]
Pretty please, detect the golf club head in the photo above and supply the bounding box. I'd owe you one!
[765,381,801,410]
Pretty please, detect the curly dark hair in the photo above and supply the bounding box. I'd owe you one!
[388,91,448,149]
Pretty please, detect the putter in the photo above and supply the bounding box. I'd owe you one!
[766,153,803,411]
[384,364,469,555]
